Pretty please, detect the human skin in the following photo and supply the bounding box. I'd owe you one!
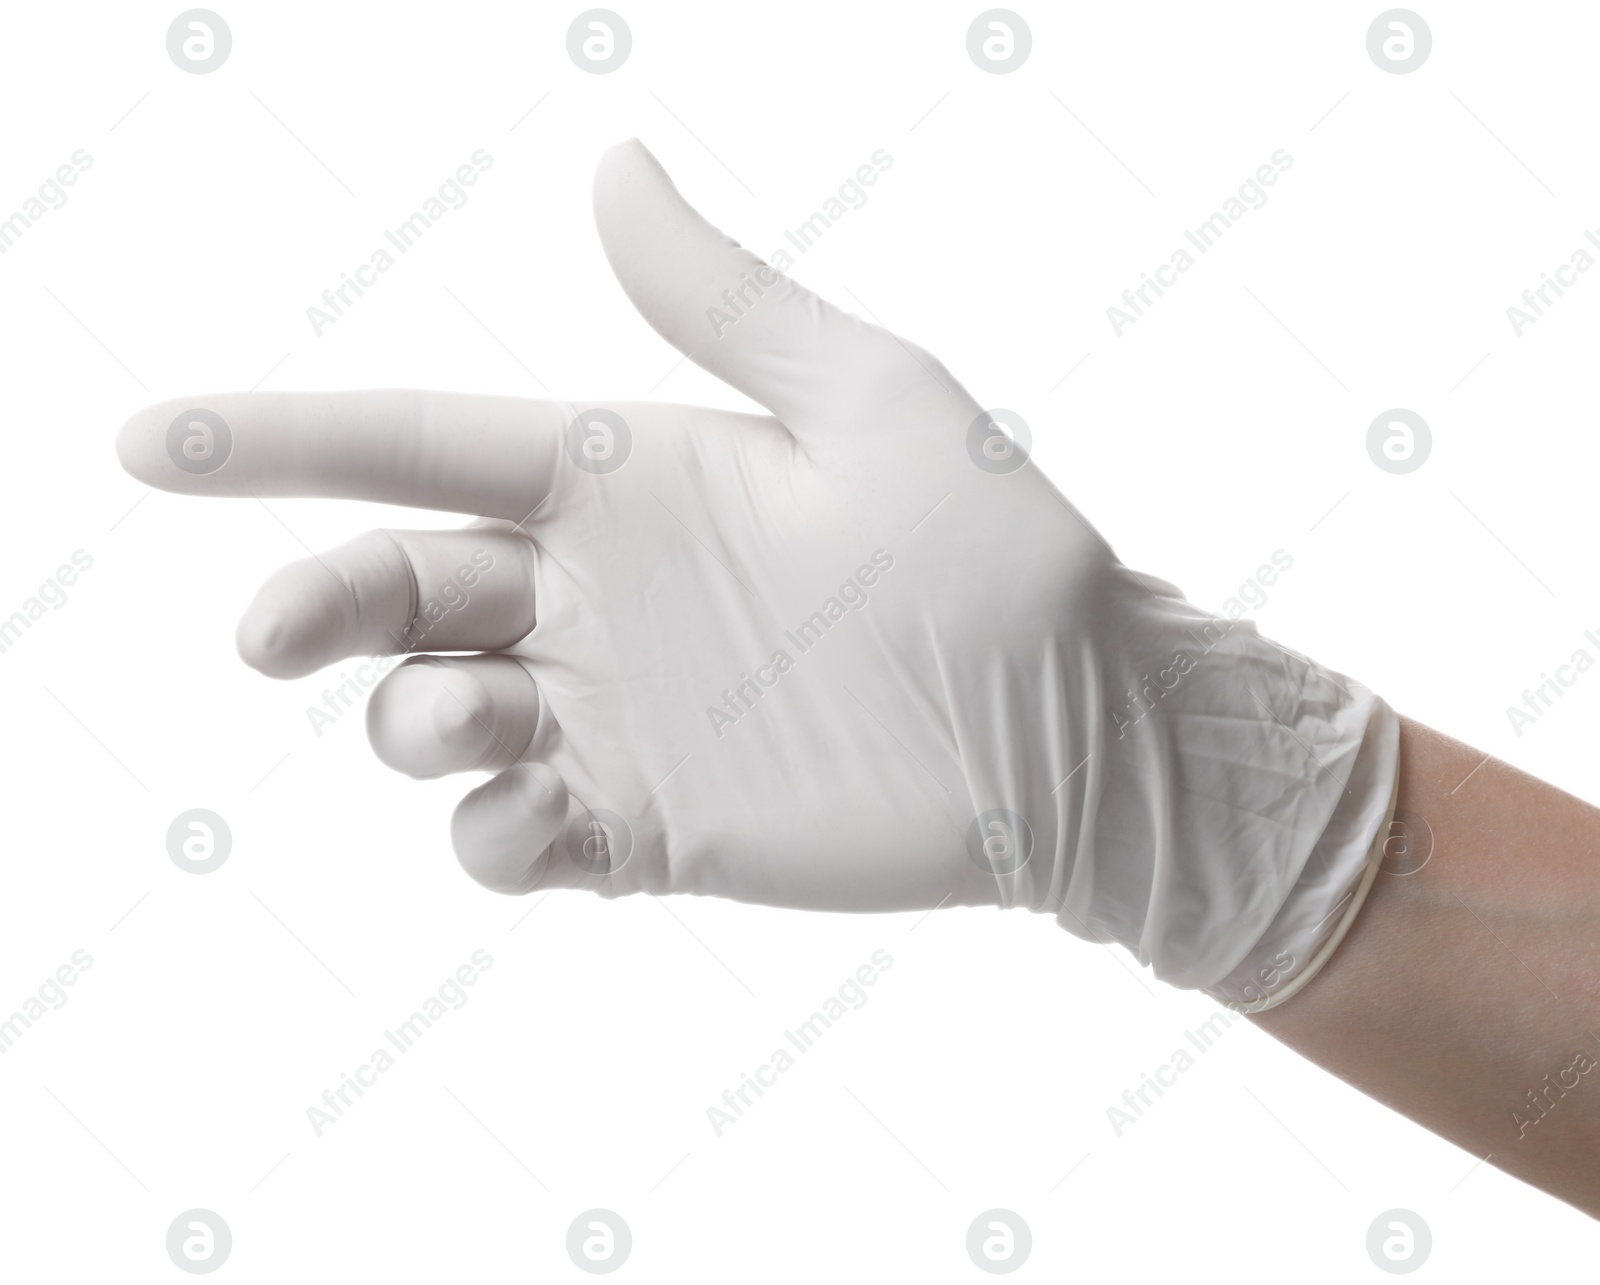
[1251,716,1600,1219]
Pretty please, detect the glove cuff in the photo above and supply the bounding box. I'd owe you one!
[1203,702,1400,1012]
[1040,568,1404,1000]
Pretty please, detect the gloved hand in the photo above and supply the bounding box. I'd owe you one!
[117,140,1397,1010]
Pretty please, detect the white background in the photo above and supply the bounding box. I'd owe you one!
[2,0,1597,1278]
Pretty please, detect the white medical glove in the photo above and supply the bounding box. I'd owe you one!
[117,140,1397,1010]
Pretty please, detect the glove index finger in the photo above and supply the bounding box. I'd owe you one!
[116,389,564,520]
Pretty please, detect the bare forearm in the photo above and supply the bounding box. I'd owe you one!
[1252,716,1600,1217]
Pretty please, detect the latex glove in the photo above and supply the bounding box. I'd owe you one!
[117,140,1397,1010]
